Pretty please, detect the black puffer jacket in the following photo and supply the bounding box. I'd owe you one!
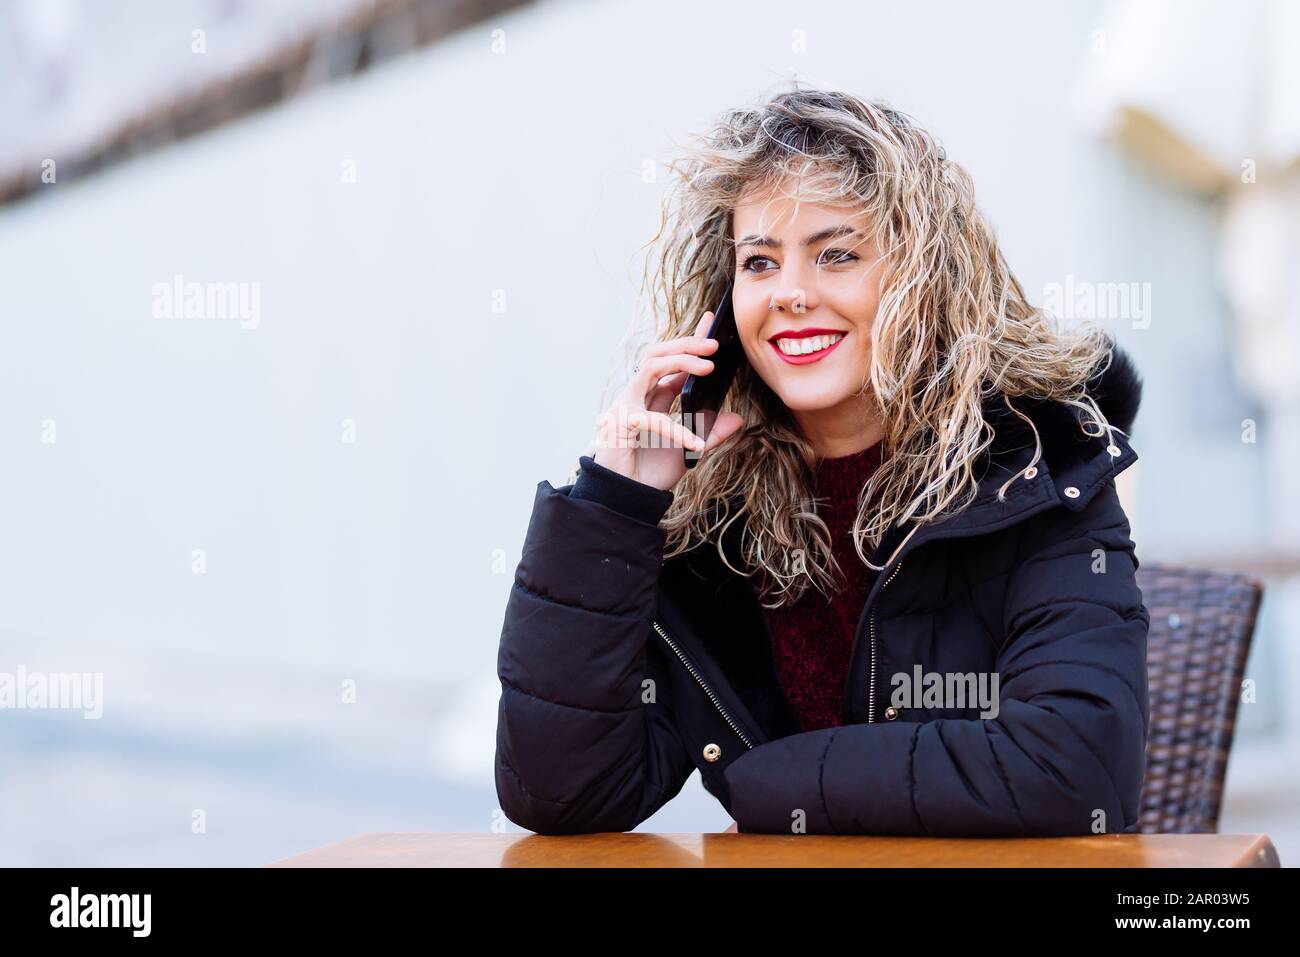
[495,346,1149,836]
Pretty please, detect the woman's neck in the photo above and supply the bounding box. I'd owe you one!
[790,392,883,460]
[796,410,885,465]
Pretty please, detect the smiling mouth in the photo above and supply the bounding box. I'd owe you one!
[769,332,848,365]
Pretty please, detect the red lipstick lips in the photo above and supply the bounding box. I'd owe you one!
[768,328,849,366]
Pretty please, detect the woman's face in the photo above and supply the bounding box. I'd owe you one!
[731,187,887,439]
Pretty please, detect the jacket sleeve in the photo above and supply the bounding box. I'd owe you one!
[722,480,1151,836]
[494,455,698,834]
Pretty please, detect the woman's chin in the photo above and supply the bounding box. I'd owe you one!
[771,382,855,413]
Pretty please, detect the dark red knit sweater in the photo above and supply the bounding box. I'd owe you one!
[763,441,886,733]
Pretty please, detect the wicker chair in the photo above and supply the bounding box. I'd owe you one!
[1136,562,1264,833]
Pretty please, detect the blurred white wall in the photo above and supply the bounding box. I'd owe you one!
[1,0,1293,864]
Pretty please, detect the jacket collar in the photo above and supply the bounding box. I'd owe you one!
[910,342,1144,542]
[699,344,1144,576]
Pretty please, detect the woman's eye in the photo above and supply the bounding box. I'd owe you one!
[739,254,775,273]
[821,247,859,265]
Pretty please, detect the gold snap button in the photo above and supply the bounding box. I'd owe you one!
[1064,486,1080,498]
[884,706,899,720]
[702,743,721,762]
[1023,466,1038,479]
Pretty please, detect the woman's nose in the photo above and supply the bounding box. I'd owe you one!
[768,280,819,314]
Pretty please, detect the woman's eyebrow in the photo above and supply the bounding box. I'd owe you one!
[734,224,862,249]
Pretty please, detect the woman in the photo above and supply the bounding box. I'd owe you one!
[494,87,1149,836]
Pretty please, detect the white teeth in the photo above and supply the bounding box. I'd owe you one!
[776,333,845,356]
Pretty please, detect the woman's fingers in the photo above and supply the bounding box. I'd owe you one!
[638,338,717,371]
[595,311,719,484]
[645,370,688,414]
[620,309,723,450]
[626,408,707,452]
[638,313,718,363]
[631,312,720,399]
[633,353,714,397]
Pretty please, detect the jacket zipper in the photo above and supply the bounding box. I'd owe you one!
[650,619,754,749]
[868,559,905,723]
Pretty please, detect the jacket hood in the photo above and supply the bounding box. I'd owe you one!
[1087,342,1143,435]
[982,342,1143,461]
[977,342,1143,497]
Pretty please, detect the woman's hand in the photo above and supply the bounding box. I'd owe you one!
[592,310,745,491]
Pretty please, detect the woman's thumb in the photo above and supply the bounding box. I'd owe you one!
[705,412,745,449]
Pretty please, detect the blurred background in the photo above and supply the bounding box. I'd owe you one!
[1,0,1297,865]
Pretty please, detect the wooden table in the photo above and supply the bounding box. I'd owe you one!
[267,832,1281,868]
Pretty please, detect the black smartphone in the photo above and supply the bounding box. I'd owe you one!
[680,282,742,468]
